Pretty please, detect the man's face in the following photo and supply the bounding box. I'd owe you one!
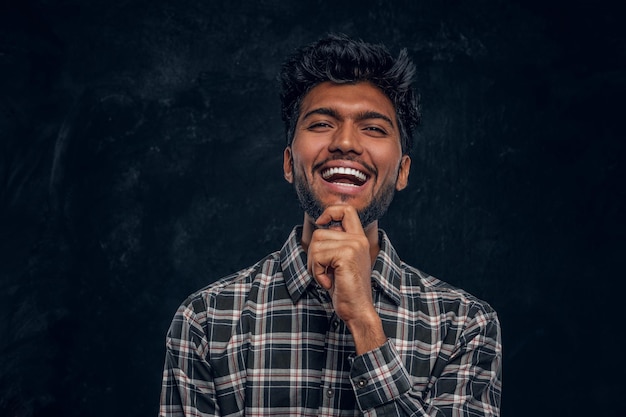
[283,81,411,228]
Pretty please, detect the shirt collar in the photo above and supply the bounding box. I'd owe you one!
[280,226,403,306]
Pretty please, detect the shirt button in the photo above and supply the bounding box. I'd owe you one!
[357,379,367,388]
[326,388,334,398]
[332,320,340,329]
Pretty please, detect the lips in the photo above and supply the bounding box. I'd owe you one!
[321,166,368,186]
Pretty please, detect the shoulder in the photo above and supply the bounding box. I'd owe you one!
[377,229,498,323]
[400,262,499,332]
[183,250,282,316]
[168,251,282,342]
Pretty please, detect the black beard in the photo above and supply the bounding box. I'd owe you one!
[293,171,397,228]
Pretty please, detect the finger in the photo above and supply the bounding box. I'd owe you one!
[315,208,345,231]
[318,219,344,231]
[315,205,364,235]
[307,240,334,289]
[311,261,334,290]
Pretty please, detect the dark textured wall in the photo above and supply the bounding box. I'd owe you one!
[1,0,624,416]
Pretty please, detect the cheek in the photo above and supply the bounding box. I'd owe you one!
[291,143,319,171]
[290,154,311,181]
[372,149,403,175]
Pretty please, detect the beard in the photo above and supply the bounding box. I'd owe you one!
[292,168,398,228]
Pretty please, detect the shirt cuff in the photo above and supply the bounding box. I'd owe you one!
[349,339,412,411]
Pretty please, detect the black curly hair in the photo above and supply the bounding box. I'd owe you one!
[279,33,421,154]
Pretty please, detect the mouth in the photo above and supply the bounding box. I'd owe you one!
[321,166,368,187]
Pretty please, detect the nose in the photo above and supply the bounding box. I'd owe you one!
[328,123,363,155]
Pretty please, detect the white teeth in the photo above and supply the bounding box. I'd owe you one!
[321,167,367,182]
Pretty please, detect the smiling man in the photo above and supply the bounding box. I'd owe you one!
[160,34,502,417]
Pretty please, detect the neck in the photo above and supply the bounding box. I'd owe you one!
[300,213,381,265]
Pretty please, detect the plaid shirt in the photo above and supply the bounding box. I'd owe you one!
[160,226,502,417]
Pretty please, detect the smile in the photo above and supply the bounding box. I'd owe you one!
[321,167,368,186]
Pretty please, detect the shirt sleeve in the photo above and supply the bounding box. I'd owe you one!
[159,300,220,417]
[349,306,502,417]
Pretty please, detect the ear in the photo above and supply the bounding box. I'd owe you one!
[283,146,294,183]
[395,155,411,191]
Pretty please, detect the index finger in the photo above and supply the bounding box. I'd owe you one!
[315,204,364,235]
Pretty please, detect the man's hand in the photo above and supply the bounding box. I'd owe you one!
[307,204,387,354]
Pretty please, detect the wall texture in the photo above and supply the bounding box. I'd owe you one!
[1,0,624,415]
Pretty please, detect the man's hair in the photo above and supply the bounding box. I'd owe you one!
[279,33,420,155]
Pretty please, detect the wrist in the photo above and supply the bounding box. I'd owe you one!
[345,311,387,355]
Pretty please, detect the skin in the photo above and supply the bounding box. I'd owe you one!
[283,81,411,355]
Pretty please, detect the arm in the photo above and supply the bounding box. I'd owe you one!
[307,205,501,416]
[160,301,220,417]
[306,205,388,355]
[350,307,502,416]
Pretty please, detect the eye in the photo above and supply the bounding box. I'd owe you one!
[362,126,388,137]
[307,122,333,131]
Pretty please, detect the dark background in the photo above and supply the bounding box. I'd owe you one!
[1,0,624,416]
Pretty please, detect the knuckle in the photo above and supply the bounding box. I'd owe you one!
[355,235,369,248]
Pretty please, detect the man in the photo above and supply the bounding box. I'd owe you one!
[160,34,502,417]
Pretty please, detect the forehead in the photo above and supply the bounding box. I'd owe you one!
[298,81,397,122]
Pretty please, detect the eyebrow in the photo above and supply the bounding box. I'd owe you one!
[301,107,395,128]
